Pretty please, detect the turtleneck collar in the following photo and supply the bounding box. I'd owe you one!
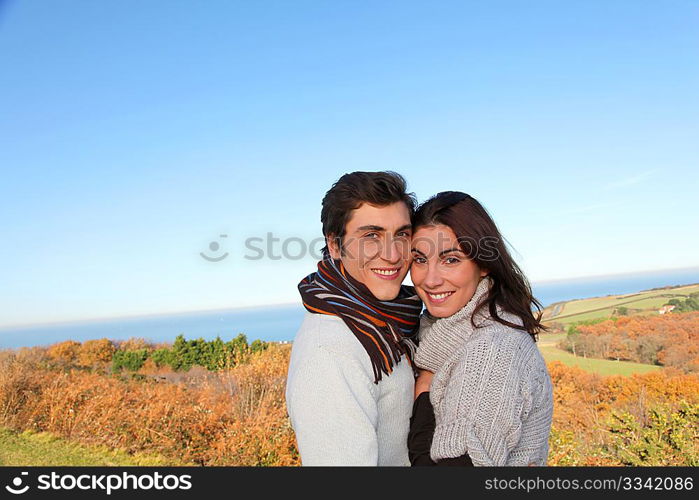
[414,276,522,373]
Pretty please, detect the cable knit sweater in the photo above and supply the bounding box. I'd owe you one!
[414,277,553,466]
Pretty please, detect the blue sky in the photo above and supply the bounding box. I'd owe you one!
[1,0,697,327]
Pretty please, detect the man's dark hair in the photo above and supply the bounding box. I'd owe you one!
[321,171,416,253]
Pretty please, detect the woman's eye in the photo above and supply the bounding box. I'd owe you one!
[444,257,460,264]
[412,256,426,264]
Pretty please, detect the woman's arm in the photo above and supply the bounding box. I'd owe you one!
[414,369,434,399]
[408,391,474,466]
[410,369,473,467]
[408,391,437,465]
[429,334,551,466]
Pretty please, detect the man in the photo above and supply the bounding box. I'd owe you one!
[285,171,422,466]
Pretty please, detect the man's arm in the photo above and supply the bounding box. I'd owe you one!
[286,344,379,465]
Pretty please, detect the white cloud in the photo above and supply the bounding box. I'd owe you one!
[603,170,656,190]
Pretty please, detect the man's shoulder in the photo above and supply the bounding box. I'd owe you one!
[286,312,379,398]
[292,311,368,359]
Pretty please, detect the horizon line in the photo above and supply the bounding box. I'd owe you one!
[529,265,699,284]
[1,264,698,331]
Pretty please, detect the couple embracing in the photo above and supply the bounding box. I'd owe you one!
[285,171,553,466]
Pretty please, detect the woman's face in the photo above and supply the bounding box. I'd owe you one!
[410,224,488,318]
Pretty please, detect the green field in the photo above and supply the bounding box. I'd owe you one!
[537,332,662,376]
[542,283,699,326]
[0,427,186,466]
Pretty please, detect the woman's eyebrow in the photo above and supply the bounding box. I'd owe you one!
[411,247,465,257]
[439,247,466,257]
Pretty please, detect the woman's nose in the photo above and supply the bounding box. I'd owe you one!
[423,264,443,288]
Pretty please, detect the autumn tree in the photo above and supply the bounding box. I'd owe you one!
[561,312,699,371]
[47,340,81,364]
[78,338,116,366]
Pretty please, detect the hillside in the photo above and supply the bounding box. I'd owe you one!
[541,283,699,327]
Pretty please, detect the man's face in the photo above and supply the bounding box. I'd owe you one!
[328,202,412,301]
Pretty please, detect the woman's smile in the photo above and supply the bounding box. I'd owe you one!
[425,290,455,303]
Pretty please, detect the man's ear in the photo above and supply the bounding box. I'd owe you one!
[327,234,342,260]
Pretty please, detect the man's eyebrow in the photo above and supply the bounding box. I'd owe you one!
[355,225,385,232]
[355,224,413,234]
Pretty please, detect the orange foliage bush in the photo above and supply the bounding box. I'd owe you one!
[547,360,699,465]
[0,344,298,466]
[117,337,153,352]
[2,340,697,466]
[77,338,116,367]
[46,340,81,364]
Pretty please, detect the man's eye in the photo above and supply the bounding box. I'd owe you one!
[364,232,379,239]
[396,231,411,238]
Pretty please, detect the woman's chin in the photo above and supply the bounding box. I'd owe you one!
[425,304,460,318]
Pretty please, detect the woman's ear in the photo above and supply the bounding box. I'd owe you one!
[327,234,342,260]
[480,268,489,278]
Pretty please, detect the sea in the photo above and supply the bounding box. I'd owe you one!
[1,267,698,350]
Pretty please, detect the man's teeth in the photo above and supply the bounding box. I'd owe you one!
[373,269,398,276]
[429,292,453,299]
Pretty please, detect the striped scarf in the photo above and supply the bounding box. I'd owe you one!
[298,251,422,384]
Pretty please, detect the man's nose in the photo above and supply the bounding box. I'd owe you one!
[379,237,405,264]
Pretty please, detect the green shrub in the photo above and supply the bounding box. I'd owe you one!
[150,348,174,368]
[112,349,149,372]
[601,401,699,466]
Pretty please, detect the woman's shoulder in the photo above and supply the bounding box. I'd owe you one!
[470,315,536,349]
[455,320,542,374]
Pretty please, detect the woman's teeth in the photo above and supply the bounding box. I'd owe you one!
[428,291,454,300]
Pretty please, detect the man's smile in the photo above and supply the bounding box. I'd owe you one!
[370,267,401,280]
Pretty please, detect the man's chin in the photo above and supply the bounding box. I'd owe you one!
[367,283,402,301]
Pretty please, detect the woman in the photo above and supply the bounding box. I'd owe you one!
[407,191,553,466]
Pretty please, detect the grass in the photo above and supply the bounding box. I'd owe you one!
[0,427,189,466]
[537,332,662,376]
[539,345,662,376]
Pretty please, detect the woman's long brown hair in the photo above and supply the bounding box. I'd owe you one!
[413,191,545,339]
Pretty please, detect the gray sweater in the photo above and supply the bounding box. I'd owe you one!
[414,277,553,466]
